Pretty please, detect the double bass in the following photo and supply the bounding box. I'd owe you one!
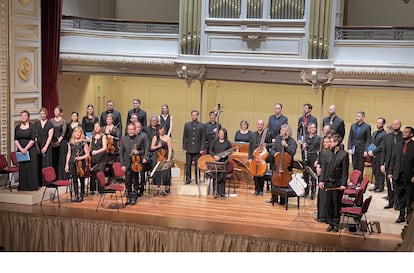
[249,128,268,177]
[272,136,292,187]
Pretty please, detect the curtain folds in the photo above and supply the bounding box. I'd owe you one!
[41,0,62,116]
[0,211,338,252]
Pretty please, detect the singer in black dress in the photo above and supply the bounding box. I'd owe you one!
[34,108,54,186]
[151,125,173,195]
[14,110,39,191]
[90,122,107,193]
[50,106,67,180]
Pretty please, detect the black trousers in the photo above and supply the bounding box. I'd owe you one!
[185,152,200,183]
[326,188,343,226]
[125,168,141,193]
[372,160,385,190]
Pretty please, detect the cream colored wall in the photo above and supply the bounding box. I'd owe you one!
[58,74,414,162]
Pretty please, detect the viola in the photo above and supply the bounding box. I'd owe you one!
[272,136,292,187]
[131,144,142,172]
[249,129,268,177]
[76,159,84,178]
[107,137,115,154]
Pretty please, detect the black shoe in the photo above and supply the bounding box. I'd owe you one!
[384,205,393,209]
[333,225,339,232]
[130,197,137,205]
[185,180,190,185]
[258,191,264,196]
[253,190,258,196]
[374,188,384,193]
[265,199,273,203]
[214,193,219,198]
[382,196,388,200]
[326,225,334,232]
[316,218,326,223]
[369,187,378,192]
[279,200,286,206]
[395,217,405,223]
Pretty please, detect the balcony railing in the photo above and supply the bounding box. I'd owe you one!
[61,15,179,34]
[335,26,414,40]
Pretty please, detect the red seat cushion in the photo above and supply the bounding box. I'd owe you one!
[54,180,72,186]
[105,184,124,191]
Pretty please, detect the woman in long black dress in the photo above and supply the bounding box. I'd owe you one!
[89,122,107,193]
[34,107,53,186]
[151,125,173,195]
[209,127,233,198]
[14,110,39,191]
[159,104,173,138]
[50,106,67,180]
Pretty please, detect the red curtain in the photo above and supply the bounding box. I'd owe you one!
[41,0,62,117]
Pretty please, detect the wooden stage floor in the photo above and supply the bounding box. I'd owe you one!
[0,172,404,252]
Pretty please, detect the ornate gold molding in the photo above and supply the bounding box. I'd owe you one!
[19,0,31,6]
[335,69,414,81]
[60,55,175,68]
[18,56,32,81]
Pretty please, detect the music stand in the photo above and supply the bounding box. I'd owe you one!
[232,158,252,205]
[205,161,227,198]
[150,160,174,199]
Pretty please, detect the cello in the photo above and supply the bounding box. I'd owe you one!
[272,136,292,187]
[249,128,269,177]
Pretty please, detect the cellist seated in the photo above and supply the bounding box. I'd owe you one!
[265,124,297,205]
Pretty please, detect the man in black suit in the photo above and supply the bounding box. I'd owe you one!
[380,120,403,209]
[368,117,387,192]
[388,126,414,223]
[268,103,288,139]
[347,111,371,182]
[322,105,345,141]
[319,134,349,233]
[205,111,221,153]
[297,103,318,163]
[100,100,122,134]
[126,98,147,134]
[182,110,206,184]
[119,123,149,205]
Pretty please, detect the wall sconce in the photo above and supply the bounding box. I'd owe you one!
[176,64,206,87]
[300,69,335,92]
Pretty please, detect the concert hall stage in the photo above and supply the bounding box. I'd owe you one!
[0,172,405,252]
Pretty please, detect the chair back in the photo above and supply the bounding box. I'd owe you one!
[112,162,125,178]
[354,188,364,207]
[360,178,370,193]
[96,171,107,188]
[42,167,57,184]
[349,169,362,186]
[227,160,234,174]
[10,152,19,167]
[0,154,8,169]
[361,195,372,215]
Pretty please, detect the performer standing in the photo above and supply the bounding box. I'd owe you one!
[159,104,173,138]
[367,117,387,192]
[297,103,318,145]
[89,122,107,194]
[34,107,53,186]
[182,110,206,184]
[205,110,221,153]
[50,106,67,179]
[301,122,321,199]
[268,103,288,139]
[81,104,99,140]
[209,128,233,198]
[322,105,345,141]
[319,134,349,233]
[267,124,297,205]
[65,127,89,202]
[347,111,371,183]
[315,137,331,223]
[248,119,272,196]
[120,123,149,205]
[100,100,122,135]
[151,125,173,195]
[234,119,251,143]
[126,98,147,134]
[14,110,39,191]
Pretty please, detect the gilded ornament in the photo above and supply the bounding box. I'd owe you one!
[19,0,31,6]
[18,57,32,81]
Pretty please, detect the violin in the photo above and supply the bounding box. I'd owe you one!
[76,151,85,178]
[157,148,166,162]
[131,144,142,172]
[107,137,115,154]
[272,136,292,187]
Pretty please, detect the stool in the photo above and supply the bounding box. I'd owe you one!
[264,170,272,192]
[271,186,300,210]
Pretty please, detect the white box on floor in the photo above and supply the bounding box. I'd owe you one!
[171,167,180,178]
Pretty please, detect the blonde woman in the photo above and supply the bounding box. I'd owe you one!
[65,127,89,202]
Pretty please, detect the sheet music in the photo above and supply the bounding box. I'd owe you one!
[289,174,307,196]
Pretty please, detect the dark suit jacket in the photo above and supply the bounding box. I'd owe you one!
[322,115,345,140]
[297,114,318,140]
[182,121,206,153]
[369,128,386,162]
[100,110,122,135]
[389,140,414,182]
[347,122,371,151]
[248,129,272,160]
[380,131,403,172]
[268,114,288,139]
[119,133,149,168]
[126,108,147,130]
[319,148,349,188]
